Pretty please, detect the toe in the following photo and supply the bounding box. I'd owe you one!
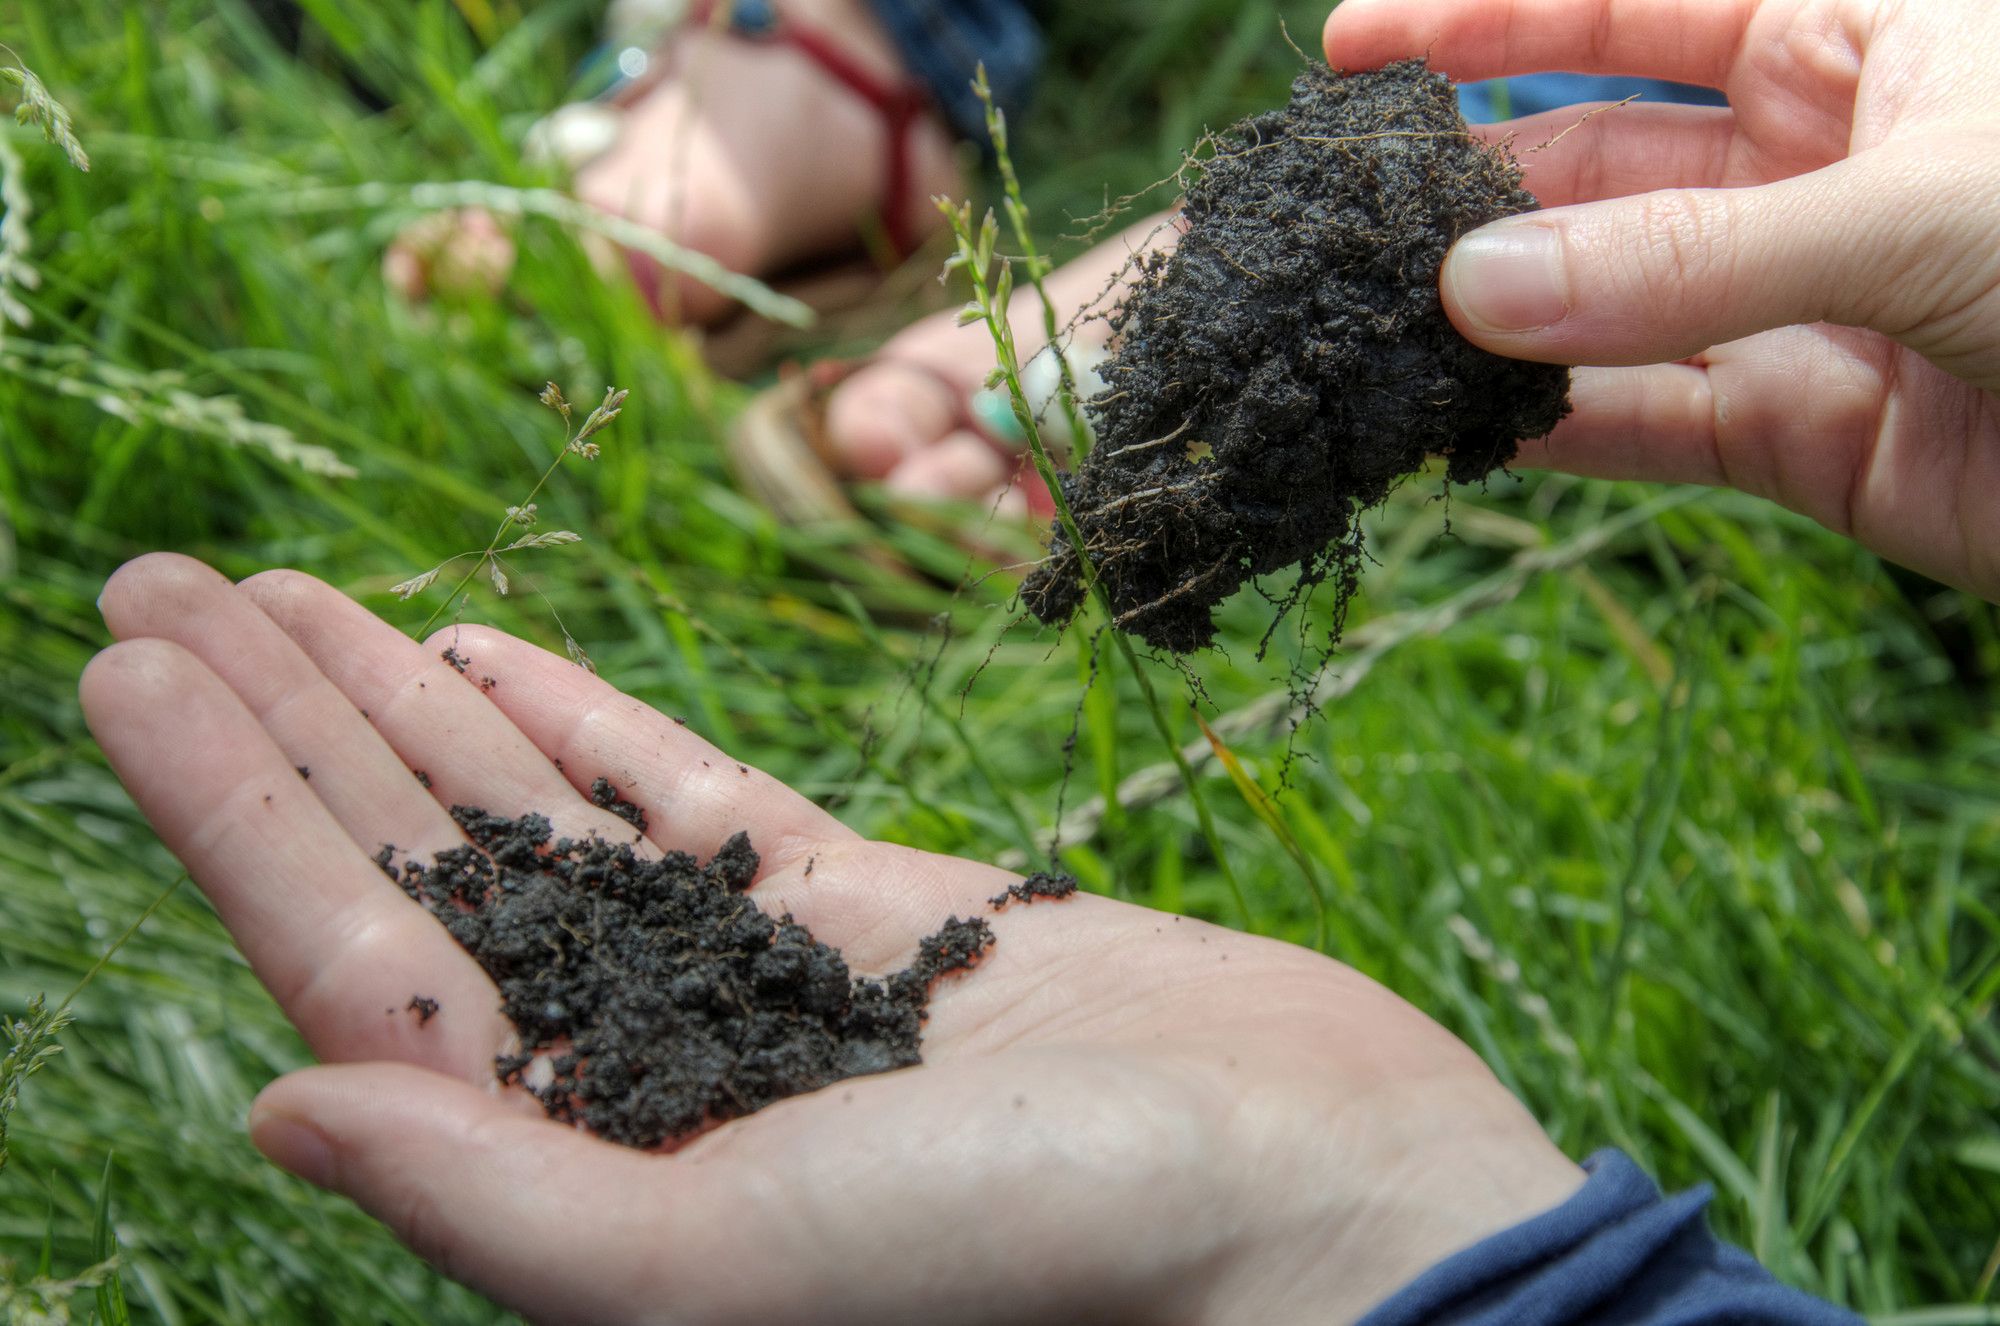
[980,483,1032,523]
[385,209,515,301]
[884,431,1011,501]
[823,362,960,479]
[382,242,427,301]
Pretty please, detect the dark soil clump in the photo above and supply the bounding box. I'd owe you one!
[587,777,648,833]
[990,871,1080,909]
[1023,60,1571,652]
[380,807,992,1147]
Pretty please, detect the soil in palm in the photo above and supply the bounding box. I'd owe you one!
[379,804,996,1148]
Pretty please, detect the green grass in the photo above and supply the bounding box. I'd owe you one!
[4,1,2000,1321]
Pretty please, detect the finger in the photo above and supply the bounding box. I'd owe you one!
[1439,145,2000,386]
[1513,363,1722,486]
[1525,344,1880,512]
[237,570,644,850]
[1479,102,1753,207]
[80,639,505,1072]
[1322,0,1756,89]
[417,624,855,874]
[1526,335,2000,601]
[251,1063,745,1326]
[98,554,470,864]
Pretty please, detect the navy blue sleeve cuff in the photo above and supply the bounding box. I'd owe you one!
[1358,1150,1861,1325]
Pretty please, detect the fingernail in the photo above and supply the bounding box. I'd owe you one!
[1445,221,1571,334]
[250,1108,337,1189]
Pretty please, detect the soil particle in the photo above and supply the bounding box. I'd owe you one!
[1023,61,1571,652]
[407,995,440,1025]
[989,871,1081,910]
[383,806,994,1147]
[441,646,470,674]
[587,777,648,833]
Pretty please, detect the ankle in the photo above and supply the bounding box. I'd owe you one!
[767,0,911,85]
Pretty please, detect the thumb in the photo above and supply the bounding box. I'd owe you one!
[249,1063,745,1325]
[1440,141,2000,390]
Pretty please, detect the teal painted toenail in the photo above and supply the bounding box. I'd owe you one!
[970,388,1027,445]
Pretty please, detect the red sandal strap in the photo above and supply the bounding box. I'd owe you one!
[688,0,932,258]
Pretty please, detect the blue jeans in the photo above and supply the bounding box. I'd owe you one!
[1460,72,1727,123]
[873,10,1726,145]
[864,0,1043,140]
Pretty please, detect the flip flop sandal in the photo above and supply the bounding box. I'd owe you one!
[523,0,959,373]
[728,341,1108,569]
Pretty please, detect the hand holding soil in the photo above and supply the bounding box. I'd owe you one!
[82,552,1580,1326]
[1328,0,2000,603]
[1023,61,1570,653]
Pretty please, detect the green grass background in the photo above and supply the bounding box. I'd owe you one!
[4,1,2000,1320]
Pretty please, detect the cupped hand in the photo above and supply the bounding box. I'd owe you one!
[1327,0,2000,602]
[81,553,1580,1326]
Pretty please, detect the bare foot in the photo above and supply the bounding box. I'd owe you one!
[822,213,1180,517]
[386,0,961,326]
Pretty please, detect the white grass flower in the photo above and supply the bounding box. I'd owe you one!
[1,59,89,172]
[390,566,444,600]
[501,530,581,551]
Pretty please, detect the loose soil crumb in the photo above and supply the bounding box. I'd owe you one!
[1023,60,1572,652]
[407,995,439,1025]
[587,777,648,833]
[381,807,993,1147]
[989,871,1080,910]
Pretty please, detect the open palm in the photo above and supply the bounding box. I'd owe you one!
[82,553,1578,1326]
[1328,0,2000,600]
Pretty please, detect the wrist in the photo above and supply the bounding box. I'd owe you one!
[1193,1075,1585,1326]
